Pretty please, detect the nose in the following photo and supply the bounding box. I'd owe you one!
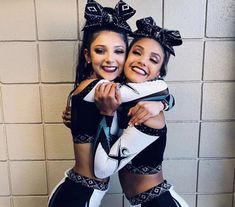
[138,56,147,66]
[105,52,114,64]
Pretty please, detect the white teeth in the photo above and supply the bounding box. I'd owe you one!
[102,66,117,72]
[132,66,147,75]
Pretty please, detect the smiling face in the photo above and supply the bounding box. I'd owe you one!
[85,31,127,81]
[124,38,165,83]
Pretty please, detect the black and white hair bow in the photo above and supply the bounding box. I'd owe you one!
[83,0,136,33]
[132,17,182,56]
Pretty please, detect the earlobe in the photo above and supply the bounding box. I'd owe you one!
[156,71,160,78]
[84,49,91,63]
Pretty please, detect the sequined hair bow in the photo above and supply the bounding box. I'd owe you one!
[132,17,182,56]
[82,0,136,33]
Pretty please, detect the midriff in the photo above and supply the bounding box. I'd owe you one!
[73,143,108,182]
[118,169,164,197]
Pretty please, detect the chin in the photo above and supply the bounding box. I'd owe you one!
[103,75,117,81]
[129,78,143,83]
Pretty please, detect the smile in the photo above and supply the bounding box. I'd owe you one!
[102,66,118,73]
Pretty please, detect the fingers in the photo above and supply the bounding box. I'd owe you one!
[94,82,120,116]
[62,110,71,120]
[63,119,71,128]
[115,86,121,105]
[62,109,71,129]
[128,102,155,126]
[96,82,114,93]
[95,82,118,101]
[128,107,150,126]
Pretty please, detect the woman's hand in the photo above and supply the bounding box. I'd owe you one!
[128,101,164,126]
[62,106,71,128]
[94,82,121,116]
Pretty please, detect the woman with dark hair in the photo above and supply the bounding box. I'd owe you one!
[49,0,173,206]
[48,1,133,206]
[93,17,189,207]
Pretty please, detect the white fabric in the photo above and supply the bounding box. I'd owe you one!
[169,186,189,207]
[87,188,108,207]
[48,169,108,207]
[83,79,168,179]
[83,79,168,103]
[94,126,159,179]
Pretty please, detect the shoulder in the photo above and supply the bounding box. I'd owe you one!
[73,79,97,95]
[128,78,168,90]
[73,79,110,96]
[149,78,167,88]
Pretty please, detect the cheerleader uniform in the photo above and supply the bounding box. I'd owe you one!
[49,78,173,207]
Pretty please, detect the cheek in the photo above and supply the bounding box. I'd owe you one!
[118,56,126,66]
[123,62,130,75]
[150,66,161,77]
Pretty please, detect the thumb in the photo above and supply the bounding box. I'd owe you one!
[128,108,132,116]
[115,85,121,103]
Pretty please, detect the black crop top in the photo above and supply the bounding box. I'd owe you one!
[123,125,167,174]
[71,80,103,143]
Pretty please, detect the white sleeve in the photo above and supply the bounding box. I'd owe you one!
[83,79,109,102]
[83,79,168,103]
[118,80,168,102]
[93,126,159,179]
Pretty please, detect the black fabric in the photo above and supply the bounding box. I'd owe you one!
[93,116,119,155]
[141,191,180,207]
[116,92,168,170]
[71,80,103,143]
[48,178,94,207]
[117,99,167,168]
[126,127,167,169]
[104,115,113,127]
[83,0,136,33]
[132,17,182,56]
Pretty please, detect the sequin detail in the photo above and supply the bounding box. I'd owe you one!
[123,164,162,175]
[132,17,183,56]
[127,180,171,205]
[73,134,94,144]
[135,124,166,136]
[67,169,109,191]
[83,0,135,33]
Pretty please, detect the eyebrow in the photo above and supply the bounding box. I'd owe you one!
[94,45,125,48]
[134,45,144,50]
[151,52,162,61]
[134,45,162,60]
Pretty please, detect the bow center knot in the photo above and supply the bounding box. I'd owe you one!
[153,30,161,38]
[108,13,113,23]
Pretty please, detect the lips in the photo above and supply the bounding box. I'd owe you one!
[102,66,118,73]
[131,66,148,76]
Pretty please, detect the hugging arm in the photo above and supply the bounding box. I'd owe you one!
[92,80,174,179]
[63,79,174,129]
[69,78,170,141]
[64,79,173,178]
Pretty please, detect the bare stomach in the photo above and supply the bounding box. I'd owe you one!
[118,170,164,197]
[73,143,108,182]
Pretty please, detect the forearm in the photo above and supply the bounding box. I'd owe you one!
[143,112,165,129]
[84,79,169,103]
